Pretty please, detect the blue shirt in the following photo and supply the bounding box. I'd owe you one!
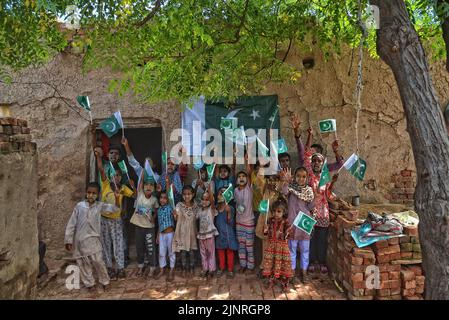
[213,176,235,196]
[160,171,183,196]
[157,205,174,232]
[215,206,238,250]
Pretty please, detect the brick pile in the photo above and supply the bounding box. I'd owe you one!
[401,266,425,300]
[390,169,416,206]
[0,117,36,154]
[328,214,425,300]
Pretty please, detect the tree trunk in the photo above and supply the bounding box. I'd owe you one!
[371,0,449,299]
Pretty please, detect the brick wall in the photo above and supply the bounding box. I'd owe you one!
[0,117,39,299]
[388,169,416,206]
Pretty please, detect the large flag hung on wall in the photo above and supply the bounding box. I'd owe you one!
[181,95,281,158]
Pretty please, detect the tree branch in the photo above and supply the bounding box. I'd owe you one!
[135,0,162,27]
[216,0,250,45]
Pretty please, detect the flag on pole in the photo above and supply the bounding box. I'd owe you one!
[206,163,216,181]
[76,96,91,111]
[272,137,288,154]
[108,161,117,179]
[318,160,331,187]
[114,111,124,138]
[117,160,128,174]
[144,159,158,183]
[222,184,234,204]
[319,119,337,133]
[162,151,168,174]
[258,199,269,214]
[168,184,175,208]
[220,117,238,130]
[257,136,270,159]
[99,115,121,137]
[343,154,367,181]
[293,211,317,235]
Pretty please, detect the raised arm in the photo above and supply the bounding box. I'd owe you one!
[290,113,305,167]
[94,147,107,182]
[90,124,98,150]
[327,140,344,172]
[306,127,313,150]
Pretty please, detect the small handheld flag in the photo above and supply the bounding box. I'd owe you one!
[272,137,288,154]
[206,163,216,182]
[162,151,168,174]
[222,183,234,204]
[77,96,92,124]
[258,199,269,214]
[118,160,131,182]
[108,161,119,190]
[168,184,175,208]
[144,159,158,183]
[318,160,331,187]
[293,211,317,235]
[99,115,120,138]
[319,119,337,133]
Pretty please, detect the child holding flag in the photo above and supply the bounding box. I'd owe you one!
[172,185,199,277]
[234,151,256,274]
[215,186,239,279]
[303,149,339,276]
[158,155,183,204]
[262,198,294,288]
[94,147,135,280]
[64,182,119,290]
[130,171,159,277]
[281,167,315,283]
[154,186,176,282]
[192,165,211,205]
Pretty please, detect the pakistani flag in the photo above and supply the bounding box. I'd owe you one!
[99,113,122,138]
[117,160,128,174]
[168,184,175,208]
[206,163,216,181]
[318,160,331,187]
[222,183,234,204]
[76,96,91,111]
[319,119,337,133]
[108,161,117,179]
[257,136,270,159]
[272,137,288,154]
[258,199,269,214]
[144,159,158,183]
[181,95,280,157]
[343,153,367,181]
[162,151,168,173]
[293,211,317,235]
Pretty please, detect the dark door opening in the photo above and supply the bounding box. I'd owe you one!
[92,127,162,256]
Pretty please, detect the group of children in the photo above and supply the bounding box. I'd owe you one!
[65,113,344,290]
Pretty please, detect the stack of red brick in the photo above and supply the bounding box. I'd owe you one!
[0,117,36,154]
[327,214,425,300]
[390,169,416,206]
[401,266,425,300]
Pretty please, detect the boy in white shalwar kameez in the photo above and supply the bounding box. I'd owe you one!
[64,182,120,289]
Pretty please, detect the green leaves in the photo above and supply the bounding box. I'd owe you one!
[0,0,447,103]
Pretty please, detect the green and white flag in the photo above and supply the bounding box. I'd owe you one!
[343,154,367,181]
[206,163,216,181]
[293,211,317,235]
[117,160,128,174]
[144,159,158,183]
[257,136,270,159]
[318,160,331,187]
[222,183,234,204]
[162,151,168,173]
[76,96,91,111]
[258,199,269,214]
[272,137,288,154]
[319,119,337,133]
[108,161,117,178]
[168,184,175,208]
[182,95,280,157]
[99,114,121,138]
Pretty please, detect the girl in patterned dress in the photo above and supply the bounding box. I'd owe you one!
[262,198,294,288]
[172,185,199,277]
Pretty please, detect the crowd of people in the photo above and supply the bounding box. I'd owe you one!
[64,113,344,291]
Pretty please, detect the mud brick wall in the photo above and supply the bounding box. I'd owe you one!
[387,169,417,206]
[327,215,425,300]
[0,117,39,299]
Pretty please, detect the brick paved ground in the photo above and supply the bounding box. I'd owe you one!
[37,262,347,300]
